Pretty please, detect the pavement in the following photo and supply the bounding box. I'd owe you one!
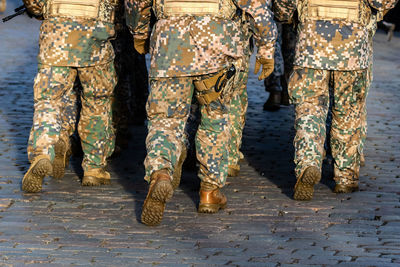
[1,1,400,266]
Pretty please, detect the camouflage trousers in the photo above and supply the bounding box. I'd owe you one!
[145,75,231,187]
[111,26,149,132]
[228,69,249,167]
[360,64,373,155]
[265,22,296,93]
[27,62,117,171]
[265,22,284,92]
[289,67,368,186]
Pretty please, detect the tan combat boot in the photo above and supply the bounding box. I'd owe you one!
[333,182,359,194]
[198,181,227,213]
[52,137,71,179]
[82,168,111,186]
[141,170,174,226]
[293,166,321,201]
[22,155,53,193]
[171,146,187,190]
[227,164,240,177]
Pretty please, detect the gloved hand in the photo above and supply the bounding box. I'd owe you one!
[134,38,150,55]
[22,0,44,17]
[254,57,274,81]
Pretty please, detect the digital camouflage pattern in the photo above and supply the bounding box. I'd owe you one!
[49,1,148,158]
[25,0,118,173]
[228,70,249,169]
[264,21,284,93]
[145,76,231,186]
[112,1,148,141]
[274,0,398,71]
[360,10,386,157]
[289,68,367,186]
[26,0,116,67]
[27,66,78,161]
[185,13,253,172]
[28,63,117,171]
[185,62,250,173]
[264,21,296,103]
[38,18,115,67]
[127,0,277,186]
[276,0,398,186]
[125,0,277,78]
[227,14,253,169]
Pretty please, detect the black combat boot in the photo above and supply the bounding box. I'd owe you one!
[263,90,282,111]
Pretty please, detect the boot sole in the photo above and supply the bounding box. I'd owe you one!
[22,159,52,193]
[198,202,226,214]
[82,176,111,186]
[141,180,173,226]
[52,140,69,179]
[293,166,321,201]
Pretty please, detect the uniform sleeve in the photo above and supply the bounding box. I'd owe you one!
[368,0,398,11]
[273,0,297,23]
[23,0,44,17]
[237,0,277,60]
[125,0,152,40]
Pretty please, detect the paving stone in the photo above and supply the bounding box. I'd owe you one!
[0,2,400,265]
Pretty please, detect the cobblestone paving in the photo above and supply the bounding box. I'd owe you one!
[1,2,400,266]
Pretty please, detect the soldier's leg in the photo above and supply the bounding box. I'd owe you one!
[195,72,233,213]
[228,70,248,177]
[331,70,367,193]
[77,62,117,186]
[24,66,77,192]
[264,22,283,111]
[111,30,134,152]
[183,97,200,172]
[130,49,149,125]
[289,68,330,200]
[359,64,373,167]
[281,23,297,106]
[52,82,79,179]
[142,77,194,226]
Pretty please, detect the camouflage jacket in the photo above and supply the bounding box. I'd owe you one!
[274,0,398,71]
[25,0,116,67]
[125,0,277,78]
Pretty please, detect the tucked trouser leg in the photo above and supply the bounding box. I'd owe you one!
[289,68,330,179]
[331,70,367,186]
[28,66,77,162]
[77,62,117,171]
[144,77,193,182]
